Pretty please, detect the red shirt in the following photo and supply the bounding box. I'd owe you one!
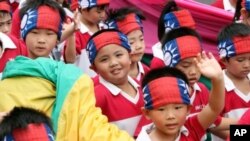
[0,33,27,72]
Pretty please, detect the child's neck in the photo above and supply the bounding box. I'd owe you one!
[80,17,99,33]
[129,62,139,79]
[226,70,250,95]
[149,128,179,141]
[116,80,137,98]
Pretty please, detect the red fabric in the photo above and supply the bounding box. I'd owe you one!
[211,0,224,9]
[147,77,187,108]
[12,124,49,141]
[10,9,21,39]
[150,57,165,69]
[110,0,233,57]
[94,82,145,137]
[172,9,196,29]
[177,35,202,60]
[92,31,123,50]
[0,34,27,72]
[10,2,19,12]
[36,6,61,35]
[238,109,250,124]
[97,0,110,6]
[233,36,250,55]
[0,1,11,12]
[116,13,142,35]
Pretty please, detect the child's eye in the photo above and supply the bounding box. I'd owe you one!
[237,59,244,62]
[100,58,108,62]
[47,32,55,35]
[175,106,183,110]
[116,53,123,57]
[157,108,165,111]
[31,31,38,34]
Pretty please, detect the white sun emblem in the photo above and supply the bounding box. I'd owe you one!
[163,43,179,67]
[218,41,235,58]
[20,9,37,37]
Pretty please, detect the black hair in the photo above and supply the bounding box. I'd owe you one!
[217,22,250,41]
[233,0,243,22]
[106,7,145,22]
[19,0,66,23]
[0,107,54,140]
[157,0,179,40]
[142,66,189,88]
[161,26,201,46]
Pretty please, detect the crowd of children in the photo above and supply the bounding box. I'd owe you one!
[0,0,250,140]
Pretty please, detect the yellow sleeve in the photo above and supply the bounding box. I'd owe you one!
[56,74,134,141]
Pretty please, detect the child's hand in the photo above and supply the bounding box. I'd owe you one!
[194,51,223,81]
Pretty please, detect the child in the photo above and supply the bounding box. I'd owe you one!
[64,0,110,77]
[0,107,55,140]
[0,32,27,78]
[136,53,225,140]
[105,7,149,82]
[0,35,134,141]
[150,1,196,70]
[87,29,150,137]
[233,0,250,24]
[19,0,65,59]
[0,0,12,34]
[214,22,250,140]
[161,27,236,140]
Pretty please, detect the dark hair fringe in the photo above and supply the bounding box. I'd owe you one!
[0,107,54,140]
[161,26,201,47]
[106,7,145,22]
[217,22,250,41]
[142,67,189,88]
[233,0,243,22]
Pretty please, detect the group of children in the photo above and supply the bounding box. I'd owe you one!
[0,0,250,140]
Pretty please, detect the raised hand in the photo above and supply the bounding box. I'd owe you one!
[194,51,223,81]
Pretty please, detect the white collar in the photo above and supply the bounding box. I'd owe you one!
[79,22,92,35]
[223,70,236,91]
[223,0,235,13]
[99,75,140,96]
[192,83,202,92]
[152,42,163,60]
[0,33,17,50]
[140,123,189,140]
[138,61,145,74]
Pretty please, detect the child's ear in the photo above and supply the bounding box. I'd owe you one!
[141,107,151,120]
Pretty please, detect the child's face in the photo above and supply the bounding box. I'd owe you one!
[0,13,12,34]
[145,104,189,137]
[175,57,201,86]
[81,6,107,24]
[223,53,250,79]
[25,29,58,59]
[127,29,145,63]
[93,44,131,85]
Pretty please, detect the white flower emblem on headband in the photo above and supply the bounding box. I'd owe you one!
[164,21,175,33]
[20,9,37,38]
[218,41,234,58]
[163,43,179,67]
[80,0,97,8]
